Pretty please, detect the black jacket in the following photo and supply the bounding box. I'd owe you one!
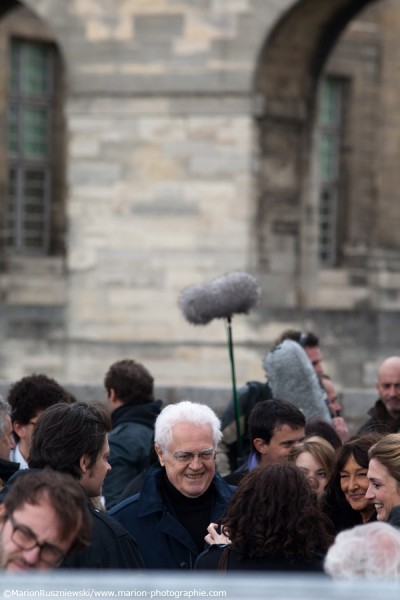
[0,468,34,502]
[62,502,145,570]
[103,400,162,509]
[358,399,400,434]
[0,458,19,484]
[195,544,325,572]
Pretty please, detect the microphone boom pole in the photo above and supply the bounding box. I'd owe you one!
[178,271,261,463]
[226,315,242,456]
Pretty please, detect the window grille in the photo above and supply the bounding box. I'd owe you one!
[317,77,343,267]
[6,38,53,254]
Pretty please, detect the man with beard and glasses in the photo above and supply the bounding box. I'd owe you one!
[0,469,90,571]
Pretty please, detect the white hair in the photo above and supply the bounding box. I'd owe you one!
[154,401,222,449]
[0,395,10,436]
[324,522,400,580]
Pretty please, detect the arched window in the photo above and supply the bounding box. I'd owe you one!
[0,2,65,261]
[8,38,54,254]
[253,0,379,307]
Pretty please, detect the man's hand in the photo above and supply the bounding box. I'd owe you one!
[204,522,231,545]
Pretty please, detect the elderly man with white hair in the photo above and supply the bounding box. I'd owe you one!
[109,401,234,569]
[324,521,400,580]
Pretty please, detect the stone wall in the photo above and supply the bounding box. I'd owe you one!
[0,0,399,395]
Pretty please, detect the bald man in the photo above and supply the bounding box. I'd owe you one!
[358,356,400,434]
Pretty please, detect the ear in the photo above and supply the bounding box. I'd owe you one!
[155,444,165,467]
[13,421,27,440]
[79,454,91,476]
[0,503,7,525]
[253,437,269,455]
[107,388,124,411]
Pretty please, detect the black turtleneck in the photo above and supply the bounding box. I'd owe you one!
[161,471,215,552]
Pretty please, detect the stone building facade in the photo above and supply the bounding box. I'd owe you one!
[0,0,397,398]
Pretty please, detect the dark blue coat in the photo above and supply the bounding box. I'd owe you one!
[109,464,235,570]
[388,506,400,528]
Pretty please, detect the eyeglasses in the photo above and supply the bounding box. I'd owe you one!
[8,513,66,567]
[171,448,216,463]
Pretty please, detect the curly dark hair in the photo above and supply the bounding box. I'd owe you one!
[8,374,75,427]
[222,464,332,560]
[104,359,154,406]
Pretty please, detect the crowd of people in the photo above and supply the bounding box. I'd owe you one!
[0,331,400,580]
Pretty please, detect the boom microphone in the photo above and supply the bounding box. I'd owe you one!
[179,271,261,325]
[264,339,332,422]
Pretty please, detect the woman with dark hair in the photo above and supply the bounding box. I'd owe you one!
[323,433,380,534]
[195,463,332,571]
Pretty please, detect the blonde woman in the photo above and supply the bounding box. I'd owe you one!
[289,436,335,499]
[366,433,400,525]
